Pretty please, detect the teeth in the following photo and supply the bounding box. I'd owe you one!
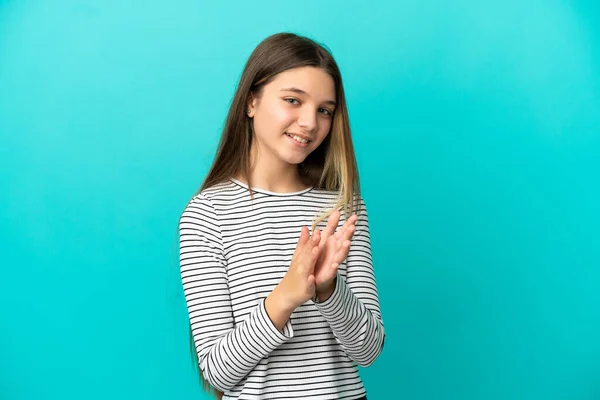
[287,133,309,143]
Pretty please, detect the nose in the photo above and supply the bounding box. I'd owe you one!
[297,108,318,133]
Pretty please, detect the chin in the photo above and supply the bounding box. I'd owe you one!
[280,152,309,165]
[284,156,308,165]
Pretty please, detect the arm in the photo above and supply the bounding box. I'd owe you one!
[179,194,294,392]
[313,198,385,366]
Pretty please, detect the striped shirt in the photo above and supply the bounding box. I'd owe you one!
[179,178,385,399]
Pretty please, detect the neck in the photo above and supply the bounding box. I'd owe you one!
[237,143,308,193]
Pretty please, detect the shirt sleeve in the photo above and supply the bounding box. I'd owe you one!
[179,193,294,392]
[313,196,385,367]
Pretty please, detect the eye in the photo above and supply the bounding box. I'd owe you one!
[319,108,334,117]
[285,98,300,105]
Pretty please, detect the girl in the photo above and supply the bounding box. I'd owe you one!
[179,32,385,400]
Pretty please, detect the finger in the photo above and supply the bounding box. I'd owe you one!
[330,262,340,273]
[307,274,316,290]
[323,209,341,237]
[304,237,320,258]
[307,245,320,266]
[298,245,319,274]
[320,211,340,249]
[344,215,358,231]
[334,240,352,264]
[344,224,356,241]
[296,226,310,251]
[311,245,320,259]
[318,227,330,249]
[334,214,358,240]
[302,225,311,241]
[335,236,343,251]
[311,228,321,246]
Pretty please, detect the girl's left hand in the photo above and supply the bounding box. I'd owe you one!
[313,210,358,297]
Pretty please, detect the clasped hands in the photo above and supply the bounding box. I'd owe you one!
[281,209,359,307]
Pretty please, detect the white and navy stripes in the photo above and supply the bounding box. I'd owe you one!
[179,178,385,399]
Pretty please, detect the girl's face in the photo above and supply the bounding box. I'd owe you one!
[248,66,336,166]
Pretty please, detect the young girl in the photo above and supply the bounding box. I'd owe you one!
[179,32,385,400]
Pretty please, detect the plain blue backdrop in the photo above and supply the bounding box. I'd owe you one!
[1,1,599,399]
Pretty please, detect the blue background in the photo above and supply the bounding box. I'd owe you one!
[1,1,599,399]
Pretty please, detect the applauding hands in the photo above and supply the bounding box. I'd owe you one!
[265,210,358,331]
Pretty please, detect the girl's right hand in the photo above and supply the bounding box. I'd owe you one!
[279,226,321,309]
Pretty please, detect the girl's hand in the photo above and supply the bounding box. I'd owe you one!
[276,226,322,310]
[313,210,358,299]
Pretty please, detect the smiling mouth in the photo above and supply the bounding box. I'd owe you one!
[285,132,311,144]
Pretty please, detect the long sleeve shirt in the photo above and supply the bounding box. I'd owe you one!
[179,178,385,399]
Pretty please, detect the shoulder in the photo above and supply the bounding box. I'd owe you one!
[180,180,237,221]
[186,180,239,208]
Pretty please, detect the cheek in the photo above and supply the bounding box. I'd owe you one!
[255,103,295,136]
[315,120,332,142]
[312,132,330,149]
[269,104,296,128]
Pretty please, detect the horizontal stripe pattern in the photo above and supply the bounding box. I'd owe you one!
[179,179,385,399]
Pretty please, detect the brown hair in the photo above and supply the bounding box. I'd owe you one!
[181,32,362,399]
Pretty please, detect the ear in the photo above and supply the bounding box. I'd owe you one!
[246,94,258,118]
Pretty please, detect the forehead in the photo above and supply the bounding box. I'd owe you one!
[266,67,336,101]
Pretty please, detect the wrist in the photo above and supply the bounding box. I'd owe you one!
[272,283,297,313]
[316,277,337,302]
[265,286,296,332]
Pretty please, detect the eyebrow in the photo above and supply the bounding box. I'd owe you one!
[280,87,337,107]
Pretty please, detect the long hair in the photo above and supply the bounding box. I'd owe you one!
[180,32,362,399]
